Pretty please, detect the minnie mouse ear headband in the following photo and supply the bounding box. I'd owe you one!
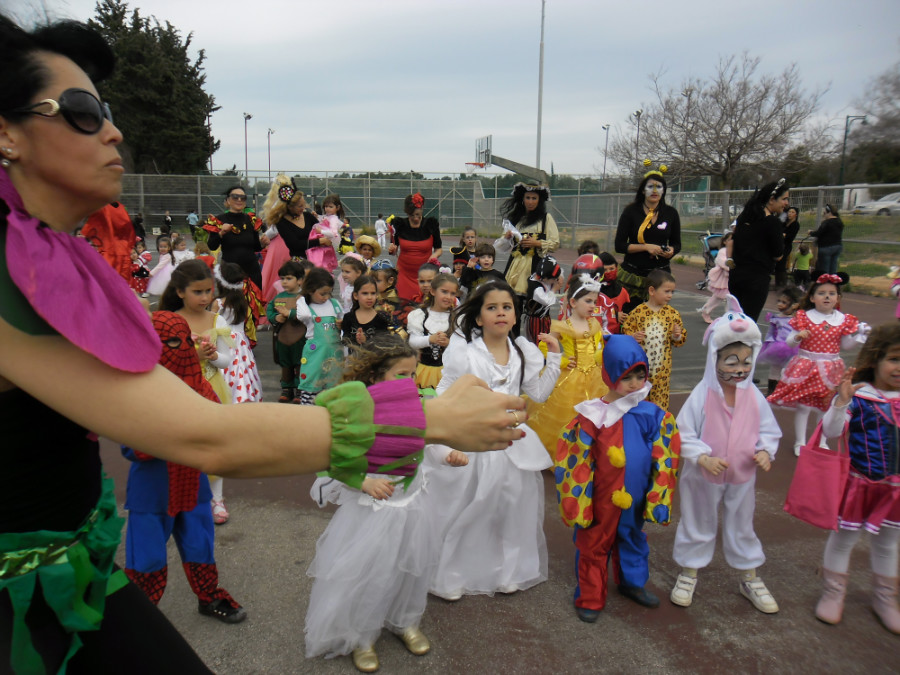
[513,181,551,200]
[815,272,849,286]
[278,178,300,203]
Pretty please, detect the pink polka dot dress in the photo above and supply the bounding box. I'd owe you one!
[767,309,859,411]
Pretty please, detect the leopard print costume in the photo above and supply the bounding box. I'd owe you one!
[621,303,686,410]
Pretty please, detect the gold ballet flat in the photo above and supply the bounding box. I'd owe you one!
[351,646,379,673]
[399,626,431,656]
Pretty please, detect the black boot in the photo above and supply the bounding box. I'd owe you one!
[767,379,778,396]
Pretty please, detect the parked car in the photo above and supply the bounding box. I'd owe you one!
[853,192,900,216]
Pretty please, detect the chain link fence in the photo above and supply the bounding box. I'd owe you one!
[119,174,899,268]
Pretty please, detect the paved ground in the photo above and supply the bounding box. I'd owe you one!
[113,244,899,674]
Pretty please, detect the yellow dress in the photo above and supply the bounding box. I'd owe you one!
[528,318,608,458]
[195,318,235,405]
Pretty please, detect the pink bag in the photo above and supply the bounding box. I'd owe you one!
[783,422,850,530]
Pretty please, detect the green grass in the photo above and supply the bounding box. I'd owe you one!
[840,262,891,277]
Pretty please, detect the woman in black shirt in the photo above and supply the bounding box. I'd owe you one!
[774,206,800,287]
[808,204,844,274]
[728,179,789,321]
[203,186,263,289]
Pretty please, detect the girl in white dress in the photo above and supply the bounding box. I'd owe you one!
[305,336,469,673]
[424,280,561,600]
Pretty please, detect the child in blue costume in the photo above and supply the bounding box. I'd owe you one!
[555,334,680,622]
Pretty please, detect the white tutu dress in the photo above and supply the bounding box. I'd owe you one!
[422,333,561,599]
[305,467,440,658]
[218,306,263,403]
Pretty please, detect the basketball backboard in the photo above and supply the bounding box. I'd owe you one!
[475,135,492,168]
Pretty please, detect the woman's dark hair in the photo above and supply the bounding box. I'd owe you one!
[216,262,249,326]
[159,259,214,311]
[632,173,668,208]
[786,206,799,220]
[824,203,840,217]
[350,274,377,312]
[852,323,900,384]
[500,182,549,228]
[0,16,114,118]
[403,193,425,216]
[301,267,335,304]
[224,185,246,198]
[735,179,790,227]
[323,194,345,220]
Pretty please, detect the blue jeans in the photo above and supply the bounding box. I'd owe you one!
[816,244,842,274]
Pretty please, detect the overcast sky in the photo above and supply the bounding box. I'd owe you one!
[7,0,900,176]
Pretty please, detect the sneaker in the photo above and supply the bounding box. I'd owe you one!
[198,598,247,624]
[670,574,698,607]
[278,388,292,403]
[617,584,660,608]
[575,606,601,623]
[740,578,779,614]
[212,500,229,525]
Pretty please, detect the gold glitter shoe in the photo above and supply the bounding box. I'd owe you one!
[351,646,379,673]
[399,626,431,655]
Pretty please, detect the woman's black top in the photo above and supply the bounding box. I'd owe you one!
[614,202,681,274]
[207,212,262,283]
[276,212,321,259]
[783,218,800,252]
[809,218,844,248]
[732,214,785,273]
[391,217,442,247]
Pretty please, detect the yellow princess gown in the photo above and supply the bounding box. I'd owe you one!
[528,318,608,458]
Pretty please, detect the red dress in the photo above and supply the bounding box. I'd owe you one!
[768,309,860,411]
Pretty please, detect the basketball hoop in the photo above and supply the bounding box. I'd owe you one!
[465,162,486,175]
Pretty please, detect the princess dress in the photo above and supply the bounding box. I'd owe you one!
[407,306,451,390]
[193,314,236,405]
[528,318,608,457]
[768,309,862,411]
[304,468,439,659]
[219,306,263,404]
[757,312,798,373]
[260,230,290,302]
[146,252,173,296]
[422,334,561,598]
[307,214,340,272]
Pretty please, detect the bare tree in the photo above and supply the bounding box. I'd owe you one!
[845,57,900,182]
[607,53,824,190]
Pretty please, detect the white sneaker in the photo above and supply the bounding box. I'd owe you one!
[740,578,779,614]
[670,574,698,607]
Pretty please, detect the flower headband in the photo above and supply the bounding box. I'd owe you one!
[815,273,843,286]
[769,178,786,199]
[571,273,603,299]
[214,265,243,291]
[278,179,299,203]
[410,193,425,209]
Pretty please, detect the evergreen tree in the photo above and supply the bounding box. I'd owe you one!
[89,0,219,174]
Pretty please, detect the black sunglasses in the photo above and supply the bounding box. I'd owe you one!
[7,88,113,135]
[228,193,247,201]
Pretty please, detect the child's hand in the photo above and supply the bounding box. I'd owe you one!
[796,329,811,341]
[361,477,394,500]
[538,333,561,353]
[356,327,366,344]
[467,258,477,268]
[388,243,398,255]
[430,332,449,347]
[698,454,728,476]
[446,450,469,467]
[631,330,646,343]
[275,314,286,324]
[197,339,217,361]
[672,323,683,340]
[835,367,865,407]
[753,450,772,472]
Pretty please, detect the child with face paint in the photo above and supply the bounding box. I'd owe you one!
[670,297,782,614]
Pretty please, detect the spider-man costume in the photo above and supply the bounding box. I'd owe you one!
[123,311,243,618]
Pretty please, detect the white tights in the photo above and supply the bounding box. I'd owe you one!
[210,475,224,502]
[794,404,824,448]
[823,527,900,577]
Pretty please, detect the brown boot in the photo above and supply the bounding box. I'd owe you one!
[872,573,900,634]
[815,568,849,624]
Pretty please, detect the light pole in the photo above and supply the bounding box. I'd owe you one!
[207,111,213,173]
[535,0,546,172]
[839,114,867,184]
[267,128,275,182]
[632,109,643,172]
[601,124,610,187]
[242,112,252,186]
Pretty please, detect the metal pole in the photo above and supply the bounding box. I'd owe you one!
[633,109,643,172]
[536,0,546,171]
[839,115,866,185]
[267,128,274,182]
[601,124,610,188]
[207,112,213,173]
[243,113,252,185]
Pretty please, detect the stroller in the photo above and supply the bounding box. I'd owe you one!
[695,231,725,290]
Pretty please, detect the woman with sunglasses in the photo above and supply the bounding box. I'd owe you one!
[202,186,264,290]
[0,15,527,674]
[614,168,682,313]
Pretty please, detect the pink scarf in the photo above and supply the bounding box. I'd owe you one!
[1,169,160,372]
